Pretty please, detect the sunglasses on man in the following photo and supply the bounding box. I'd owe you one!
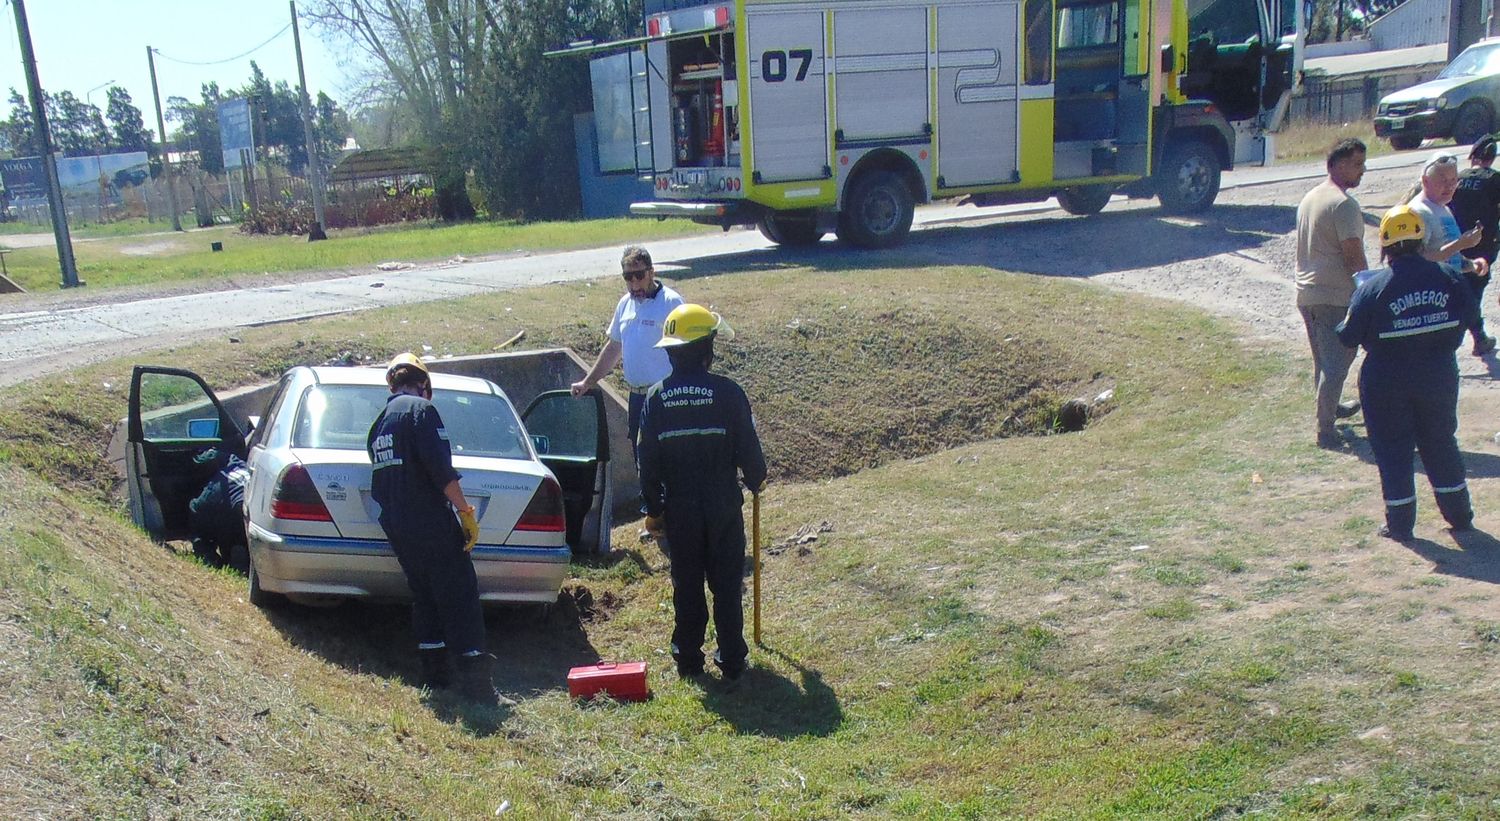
[622,266,652,282]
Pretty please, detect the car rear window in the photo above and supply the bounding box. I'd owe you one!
[292,384,532,459]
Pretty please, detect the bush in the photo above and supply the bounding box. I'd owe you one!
[239,201,317,235]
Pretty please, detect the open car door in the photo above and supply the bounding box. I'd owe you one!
[521,388,612,555]
[126,366,247,542]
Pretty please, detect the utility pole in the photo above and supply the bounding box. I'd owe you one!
[11,0,81,288]
[146,46,183,232]
[291,1,328,240]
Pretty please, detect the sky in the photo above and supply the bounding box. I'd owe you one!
[0,0,355,127]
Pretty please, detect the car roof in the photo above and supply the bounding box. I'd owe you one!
[303,365,498,395]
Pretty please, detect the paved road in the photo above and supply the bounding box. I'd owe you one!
[0,149,1438,387]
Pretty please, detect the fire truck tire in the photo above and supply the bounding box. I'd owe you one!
[1156,140,1221,215]
[1452,101,1493,147]
[1388,134,1422,151]
[837,170,915,248]
[1056,185,1114,215]
[757,213,825,247]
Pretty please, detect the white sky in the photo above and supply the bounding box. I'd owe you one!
[0,0,355,126]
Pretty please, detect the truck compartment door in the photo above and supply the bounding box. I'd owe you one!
[832,8,929,142]
[936,2,1021,187]
[646,40,675,174]
[747,9,829,182]
[589,50,656,177]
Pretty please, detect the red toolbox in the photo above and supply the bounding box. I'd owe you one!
[567,661,650,702]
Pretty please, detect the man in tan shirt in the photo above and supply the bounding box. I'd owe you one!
[1296,138,1368,450]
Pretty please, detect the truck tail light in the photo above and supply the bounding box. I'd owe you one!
[270,463,334,522]
[514,476,565,532]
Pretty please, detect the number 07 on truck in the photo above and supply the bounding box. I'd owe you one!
[550,0,1300,248]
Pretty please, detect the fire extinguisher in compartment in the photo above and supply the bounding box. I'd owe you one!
[701,80,725,160]
[673,96,696,164]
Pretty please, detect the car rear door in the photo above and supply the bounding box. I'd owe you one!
[521,388,612,555]
[126,366,247,542]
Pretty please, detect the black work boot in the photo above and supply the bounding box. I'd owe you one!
[456,653,515,706]
[418,647,453,689]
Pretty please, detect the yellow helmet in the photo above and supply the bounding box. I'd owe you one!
[656,303,735,347]
[385,352,430,385]
[1380,205,1424,247]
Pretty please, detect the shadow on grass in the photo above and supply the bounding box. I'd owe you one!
[1404,529,1500,584]
[695,645,843,738]
[262,588,601,737]
[656,203,1294,283]
[1333,428,1500,481]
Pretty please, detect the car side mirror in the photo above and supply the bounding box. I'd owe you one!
[531,434,551,454]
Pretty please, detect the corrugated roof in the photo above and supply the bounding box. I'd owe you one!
[1304,43,1448,76]
[327,147,437,183]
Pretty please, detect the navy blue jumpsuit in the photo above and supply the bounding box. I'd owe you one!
[638,362,767,674]
[1337,255,1479,536]
[367,394,485,654]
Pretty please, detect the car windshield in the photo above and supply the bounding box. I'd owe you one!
[1440,44,1500,79]
[292,384,531,459]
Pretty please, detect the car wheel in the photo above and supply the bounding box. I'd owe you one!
[757,213,825,247]
[1452,101,1494,147]
[1056,185,1114,216]
[248,560,285,609]
[1156,140,1221,215]
[1389,134,1422,151]
[837,170,916,248]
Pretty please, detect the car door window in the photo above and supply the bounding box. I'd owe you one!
[137,372,229,443]
[522,391,604,460]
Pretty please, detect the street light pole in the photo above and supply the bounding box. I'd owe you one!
[85,80,114,222]
[10,0,80,288]
[146,46,183,232]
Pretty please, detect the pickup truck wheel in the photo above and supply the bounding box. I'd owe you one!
[1156,140,1221,215]
[757,213,825,247]
[248,560,285,609]
[837,170,915,248]
[1389,134,1422,151]
[1452,101,1493,147]
[1056,185,1114,215]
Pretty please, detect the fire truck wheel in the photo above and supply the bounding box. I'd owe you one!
[757,214,825,247]
[837,170,915,248]
[1056,185,1114,216]
[1156,140,1221,215]
[1388,134,1422,151]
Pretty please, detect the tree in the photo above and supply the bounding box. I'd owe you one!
[105,87,152,154]
[168,82,225,174]
[308,0,638,220]
[0,88,37,156]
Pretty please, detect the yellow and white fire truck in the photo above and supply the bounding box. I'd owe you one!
[553,0,1297,247]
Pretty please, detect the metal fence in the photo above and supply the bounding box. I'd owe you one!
[1290,66,1446,124]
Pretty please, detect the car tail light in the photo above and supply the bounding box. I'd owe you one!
[270,463,334,522]
[514,476,565,532]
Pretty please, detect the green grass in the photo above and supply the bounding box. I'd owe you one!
[0,216,714,292]
[2,263,1499,816]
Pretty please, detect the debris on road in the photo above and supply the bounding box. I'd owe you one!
[375,262,415,271]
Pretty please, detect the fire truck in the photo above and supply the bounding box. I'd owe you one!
[552,0,1298,247]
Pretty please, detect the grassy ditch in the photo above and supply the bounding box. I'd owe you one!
[2,264,1499,816]
[0,216,713,292]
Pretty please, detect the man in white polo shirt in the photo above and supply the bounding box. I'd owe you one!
[572,246,686,533]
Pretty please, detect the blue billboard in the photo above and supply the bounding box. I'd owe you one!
[218,98,255,169]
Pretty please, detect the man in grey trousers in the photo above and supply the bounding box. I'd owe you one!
[1295,138,1369,450]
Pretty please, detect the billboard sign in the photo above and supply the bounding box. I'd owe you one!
[217,97,255,169]
[0,156,47,202]
[57,151,150,194]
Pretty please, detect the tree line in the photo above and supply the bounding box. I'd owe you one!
[0,63,350,183]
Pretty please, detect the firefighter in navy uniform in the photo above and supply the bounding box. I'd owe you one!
[366,353,493,700]
[638,304,767,681]
[1337,206,1481,541]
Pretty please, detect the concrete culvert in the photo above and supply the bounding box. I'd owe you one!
[1056,398,1091,432]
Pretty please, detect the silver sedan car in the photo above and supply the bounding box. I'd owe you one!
[124,364,611,608]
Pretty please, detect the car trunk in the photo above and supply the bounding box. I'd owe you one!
[294,450,546,545]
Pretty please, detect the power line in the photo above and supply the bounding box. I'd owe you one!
[152,23,292,66]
